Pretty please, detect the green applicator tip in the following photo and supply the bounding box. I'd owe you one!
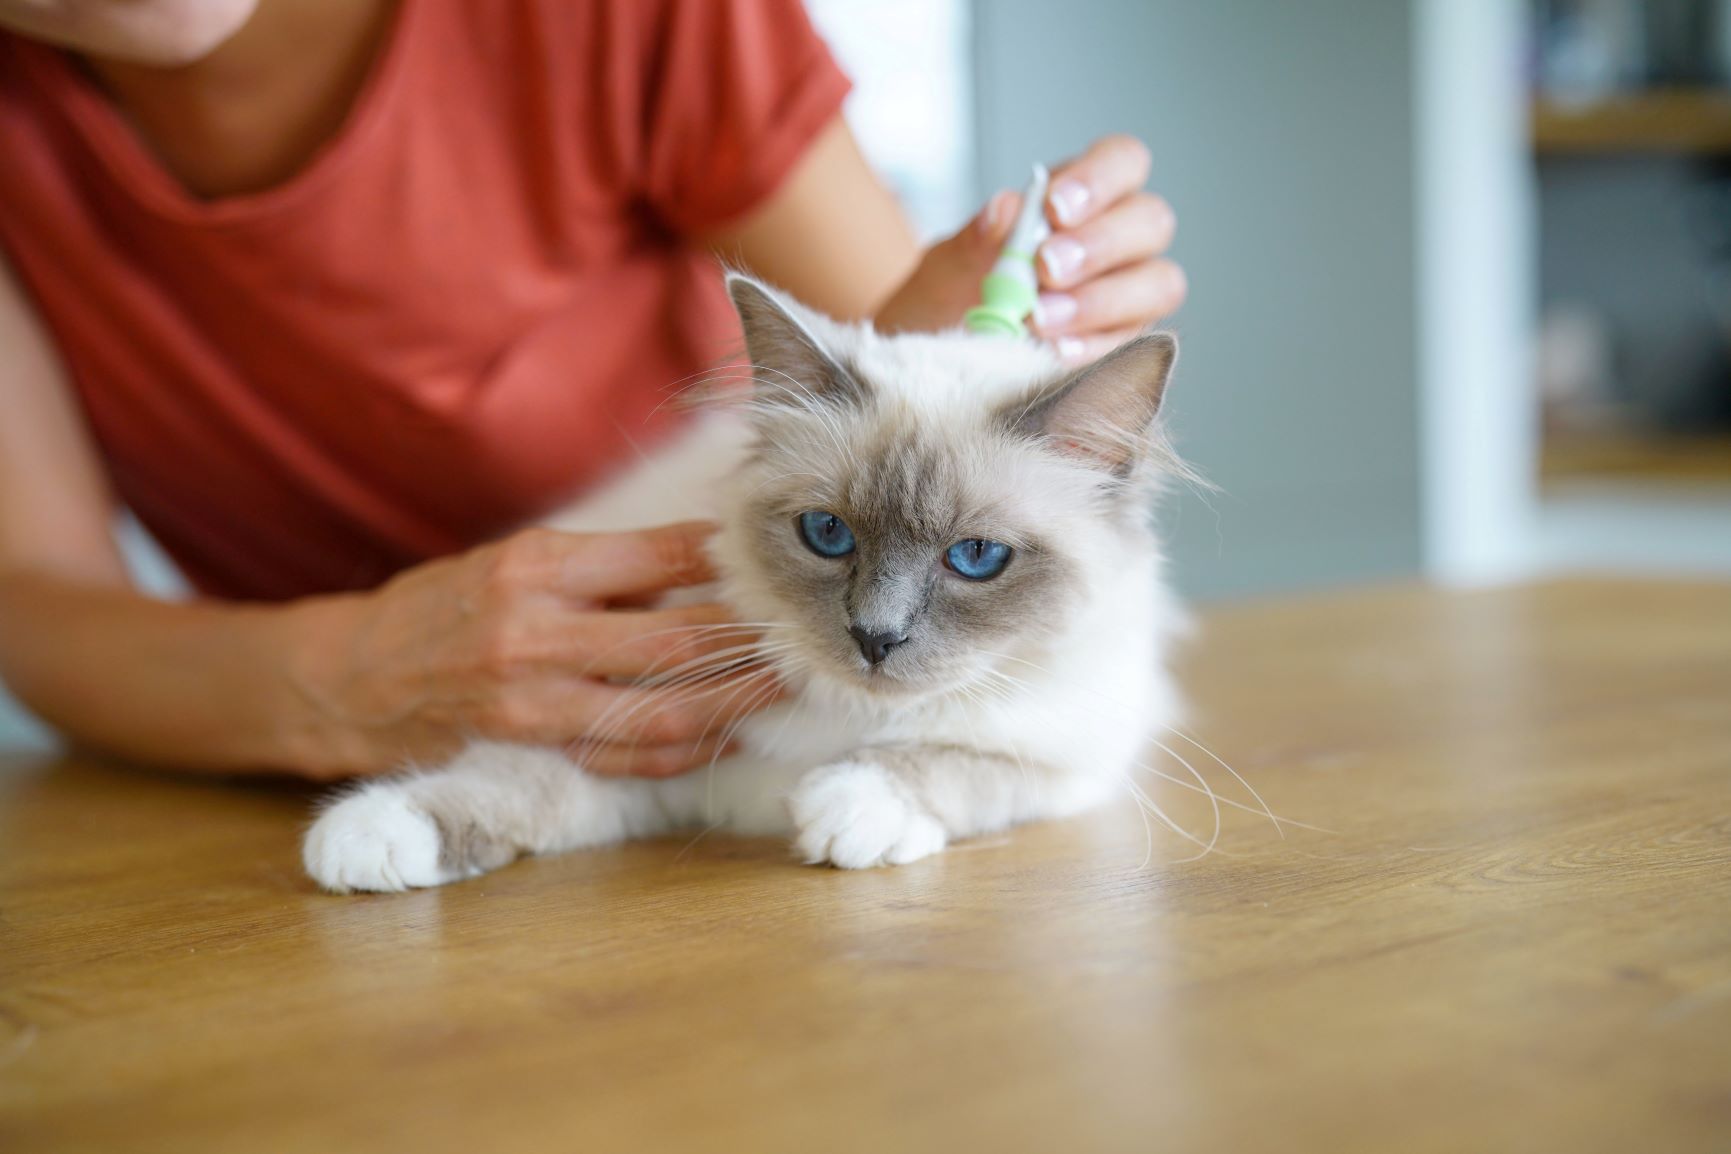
[964,163,1051,338]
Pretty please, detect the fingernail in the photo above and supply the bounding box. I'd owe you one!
[1040,236,1085,284]
[1048,178,1091,227]
[977,190,1013,239]
[1055,336,1087,363]
[1034,292,1077,329]
[1161,261,1190,309]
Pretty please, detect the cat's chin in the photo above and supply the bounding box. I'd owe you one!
[856,669,931,697]
[812,661,968,702]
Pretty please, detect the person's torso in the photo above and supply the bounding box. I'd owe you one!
[0,0,751,599]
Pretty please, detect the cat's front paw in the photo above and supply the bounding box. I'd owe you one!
[789,761,946,869]
[303,788,453,894]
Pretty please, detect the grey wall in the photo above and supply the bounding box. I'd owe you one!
[973,0,1423,599]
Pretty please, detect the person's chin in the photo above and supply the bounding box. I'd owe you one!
[69,0,262,68]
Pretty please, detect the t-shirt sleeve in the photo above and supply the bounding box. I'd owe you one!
[634,0,852,235]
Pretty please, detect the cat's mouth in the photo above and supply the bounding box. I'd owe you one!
[856,662,917,694]
[840,653,960,699]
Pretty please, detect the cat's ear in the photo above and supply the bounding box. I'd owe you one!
[727,274,867,409]
[1004,333,1177,475]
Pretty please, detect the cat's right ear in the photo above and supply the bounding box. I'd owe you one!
[727,274,866,410]
[1003,332,1178,476]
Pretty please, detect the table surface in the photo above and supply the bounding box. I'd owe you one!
[2,579,1728,1153]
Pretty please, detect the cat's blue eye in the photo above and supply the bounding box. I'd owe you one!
[798,510,856,558]
[945,538,1012,581]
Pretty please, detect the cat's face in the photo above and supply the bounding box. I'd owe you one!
[714,277,1176,698]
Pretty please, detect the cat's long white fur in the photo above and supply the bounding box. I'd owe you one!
[304,284,1185,892]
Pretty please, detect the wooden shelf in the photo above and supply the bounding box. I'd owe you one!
[1533,89,1731,155]
[1542,428,1731,483]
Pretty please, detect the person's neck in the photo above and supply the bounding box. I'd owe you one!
[81,0,395,199]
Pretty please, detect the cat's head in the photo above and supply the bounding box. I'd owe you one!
[711,275,1178,699]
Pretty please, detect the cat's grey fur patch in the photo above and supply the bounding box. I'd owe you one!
[730,277,870,410]
[739,408,1081,689]
[998,332,1177,477]
[431,807,519,875]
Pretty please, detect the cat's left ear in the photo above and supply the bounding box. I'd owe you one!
[727,274,866,409]
[1004,333,1178,475]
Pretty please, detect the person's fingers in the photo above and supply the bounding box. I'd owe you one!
[976,188,1020,248]
[915,188,1020,276]
[602,591,662,610]
[560,521,720,597]
[472,664,783,749]
[1047,326,1145,367]
[484,523,718,601]
[1037,192,1176,292]
[505,602,760,680]
[560,667,785,745]
[1032,259,1187,338]
[574,733,739,779]
[872,189,1019,334]
[1045,134,1153,229]
[590,669,784,749]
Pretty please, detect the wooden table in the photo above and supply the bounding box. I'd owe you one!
[3,579,1728,1153]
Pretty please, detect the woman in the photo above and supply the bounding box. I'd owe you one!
[0,0,1185,780]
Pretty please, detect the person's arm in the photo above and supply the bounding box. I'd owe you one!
[706,119,1187,360]
[0,247,316,772]
[0,253,772,779]
[700,116,922,322]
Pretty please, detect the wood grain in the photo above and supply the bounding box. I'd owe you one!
[2,579,1728,1153]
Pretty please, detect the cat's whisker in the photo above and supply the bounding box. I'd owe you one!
[574,649,791,756]
[744,469,828,498]
[615,631,796,678]
[626,638,797,689]
[684,705,819,858]
[695,669,788,815]
[686,662,785,753]
[1145,738,1222,859]
[741,365,861,466]
[570,621,792,682]
[1114,769,1216,860]
[1123,757,1299,825]
[950,667,1228,857]
[1116,773,1159,870]
[1159,724,1325,836]
[643,363,799,422]
[973,647,1311,842]
[671,816,731,865]
[762,656,816,752]
[706,671,787,760]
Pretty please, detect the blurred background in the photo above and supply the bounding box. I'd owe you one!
[4,0,1730,747]
[814,0,1731,597]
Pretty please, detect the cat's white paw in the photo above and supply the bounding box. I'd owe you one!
[789,761,947,869]
[303,788,452,894]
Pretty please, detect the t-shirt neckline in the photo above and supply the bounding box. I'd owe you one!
[20,0,419,229]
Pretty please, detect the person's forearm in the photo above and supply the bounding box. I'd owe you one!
[0,570,338,775]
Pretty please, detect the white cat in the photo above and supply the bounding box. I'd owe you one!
[303,276,1188,892]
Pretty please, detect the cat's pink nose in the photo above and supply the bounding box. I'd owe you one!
[849,626,908,666]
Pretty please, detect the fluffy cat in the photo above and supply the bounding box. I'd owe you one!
[303,275,1188,892]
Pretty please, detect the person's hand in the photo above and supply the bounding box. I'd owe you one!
[282,523,780,780]
[873,134,1185,363]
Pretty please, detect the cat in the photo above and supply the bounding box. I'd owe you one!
[302,275,1188,892]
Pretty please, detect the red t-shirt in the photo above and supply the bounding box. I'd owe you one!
[0,0,849,600]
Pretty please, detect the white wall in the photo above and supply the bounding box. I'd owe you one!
[1416,0,1539,585]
